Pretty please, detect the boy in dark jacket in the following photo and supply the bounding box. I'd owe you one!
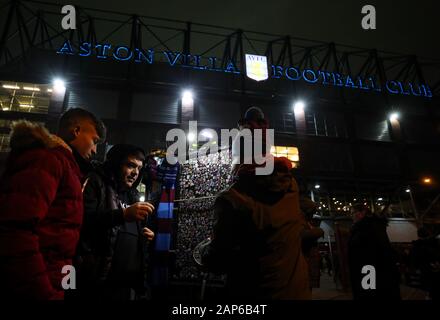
[76,144,155,300]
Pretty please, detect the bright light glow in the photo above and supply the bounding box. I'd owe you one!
[200,130,213,139]
[187,132,196,142]
[19,104,34,108]
[182,90,193,105]
[423,177,432,184]
[47,88,53,93]
[2,84,20,90]
[315,184,320,189]
[405,189,411,193]
[2,107,9,111]
[53,79,66,93]
[23,87,40,91]
[271,145,300,164]
[139,196,145,202]
[288,155,299,162]
[389,113,399,121]
[378,197,383,201]
[293,101,305,113]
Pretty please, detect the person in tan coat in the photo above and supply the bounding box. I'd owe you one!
[200,156,311,300]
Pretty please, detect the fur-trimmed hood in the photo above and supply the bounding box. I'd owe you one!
[9,120,71,153]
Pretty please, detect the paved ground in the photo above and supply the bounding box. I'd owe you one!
[312,274,352,300]
[312,274,430,300]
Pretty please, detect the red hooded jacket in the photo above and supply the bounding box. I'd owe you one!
[0,121,83,299]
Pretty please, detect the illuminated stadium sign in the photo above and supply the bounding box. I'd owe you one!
[57,40,433,98]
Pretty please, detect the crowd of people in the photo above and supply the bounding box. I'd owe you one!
[0,105,438,300]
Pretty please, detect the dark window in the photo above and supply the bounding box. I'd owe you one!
[306,111,346,138]
[355,115,391,141]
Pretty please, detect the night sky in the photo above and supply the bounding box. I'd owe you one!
[42,0,440,60]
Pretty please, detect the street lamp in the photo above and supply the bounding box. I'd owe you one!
[293,101,305,113]
[182,90,194,105]
[389,113,399,121]
[53,78,66,93]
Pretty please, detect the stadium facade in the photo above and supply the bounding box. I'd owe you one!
[1,0,440,233]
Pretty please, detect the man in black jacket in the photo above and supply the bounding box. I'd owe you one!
[348,204,401,300]
[76,144,155,300]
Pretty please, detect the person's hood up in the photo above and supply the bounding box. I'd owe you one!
[103,143,146,190]
[9,120,71,153]
[232,157,295,204]
[352,215,389,232]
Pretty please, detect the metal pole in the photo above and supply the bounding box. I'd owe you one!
[0,1,16,63]
[200,273,207,301]
[408,186,419,221]
[421,192,440,222]
[327,234,335,280]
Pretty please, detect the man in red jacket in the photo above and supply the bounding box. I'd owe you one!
[0,108,106,300]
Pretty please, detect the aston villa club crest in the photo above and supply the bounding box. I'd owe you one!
[245,54,269,81]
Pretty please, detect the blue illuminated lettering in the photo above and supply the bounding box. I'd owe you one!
[319,71,334,85]
[193,55,206,70]
[182,54,192,67]
[208,57,222,71]
[421,84,433,98]
[285,67,301,80]
[397,81,410,95]
[357,77,370,90]
[344,75,358,89]
[134,48,153,64]
[271,65,284,79]
[113,46,132,61]
[368,77,381,92]
[79,42,91,57]
[386,81,400,94]
[164,51,182,66]
[53,42,432,99]
[408,83,421,96]
[333,73,344,87]
[303,69,318,83]
[95,44,111,59]
[225,61,239,73]
[57,40,74,55]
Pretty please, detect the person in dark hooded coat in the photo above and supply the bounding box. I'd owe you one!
[347,204,401,300]
[75,144,155,300]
